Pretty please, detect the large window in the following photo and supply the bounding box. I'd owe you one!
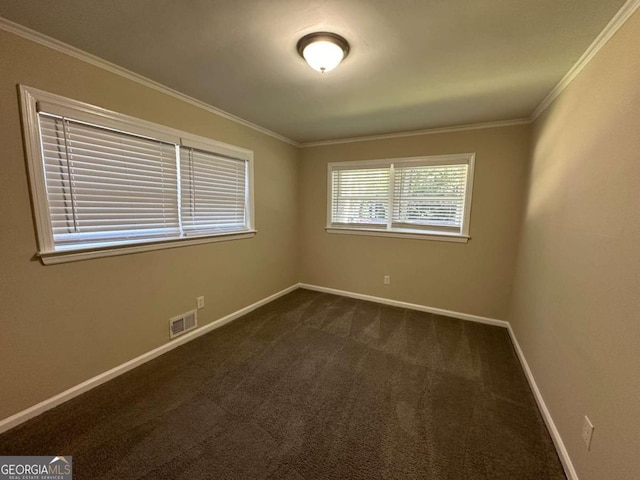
[20,86,254,264]
[328,154,475,242]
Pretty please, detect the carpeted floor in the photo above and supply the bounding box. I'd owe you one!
[0,288,566,479]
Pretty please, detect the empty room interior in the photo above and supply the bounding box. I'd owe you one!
[0,1,638,479]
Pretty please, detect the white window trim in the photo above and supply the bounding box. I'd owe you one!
[326,153,475,242]
[20,85,256,264]
[37,232,256,265]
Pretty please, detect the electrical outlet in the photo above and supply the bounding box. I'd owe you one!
[197,296,205,309]
[582,416,594,450]
[384,275,391,285]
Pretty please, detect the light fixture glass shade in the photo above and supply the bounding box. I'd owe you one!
[297,32,350,73]
[302,41,345,73]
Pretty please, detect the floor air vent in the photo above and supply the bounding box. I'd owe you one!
[170,310,197,339]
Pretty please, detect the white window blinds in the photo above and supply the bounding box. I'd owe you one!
[329,154,474,238]
[331,167,389,227]
[179,147,248,235]
[25,87,255,260]
[392,163,469,232]
[40,114,180,249]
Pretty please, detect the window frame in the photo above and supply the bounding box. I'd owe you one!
[326,154,475,243]
[20,85,255,264]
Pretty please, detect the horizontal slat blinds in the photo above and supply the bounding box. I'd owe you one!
[180,147,248,235]
[331,167,389,227]
[39,114,180,249]
[24,87,255,259]
[328,155,473,237]
[392,164,468,231]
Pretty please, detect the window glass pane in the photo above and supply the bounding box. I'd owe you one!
[331,168,389,226]
[180,147,248,236]
[392,164,468,229]
[40,114,179,250]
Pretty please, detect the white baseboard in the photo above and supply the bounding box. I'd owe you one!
[299,282,577,480]
[299,283,509,328]
[0,281,578,480]
[507,324,578,480]
[0,283,298,435]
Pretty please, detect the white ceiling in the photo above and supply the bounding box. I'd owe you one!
[0,0,627,143]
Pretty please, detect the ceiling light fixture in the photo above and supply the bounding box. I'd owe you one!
[297,32,350,73]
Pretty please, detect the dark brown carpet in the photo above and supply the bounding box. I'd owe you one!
[0,288,566,479]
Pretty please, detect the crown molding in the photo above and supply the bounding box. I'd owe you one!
[4,0,638,150]
[299,118,531,148]
[2,14,528,150]
[531,0,640,120]
[0,16,301,147]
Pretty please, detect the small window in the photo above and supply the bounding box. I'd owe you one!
[328,154,475,242]
[20,86,255,264]
[39,114,181,249]
[179,146,248,236]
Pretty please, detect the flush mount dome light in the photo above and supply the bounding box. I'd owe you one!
[297,32,350,73]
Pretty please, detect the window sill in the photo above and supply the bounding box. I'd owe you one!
[325,227,469,243]
[38,230,257,265]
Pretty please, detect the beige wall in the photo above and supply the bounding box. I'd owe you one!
[510,11,640,480]
[299,125,531,320]
[3,11,639,479]
[0,30,299,420]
